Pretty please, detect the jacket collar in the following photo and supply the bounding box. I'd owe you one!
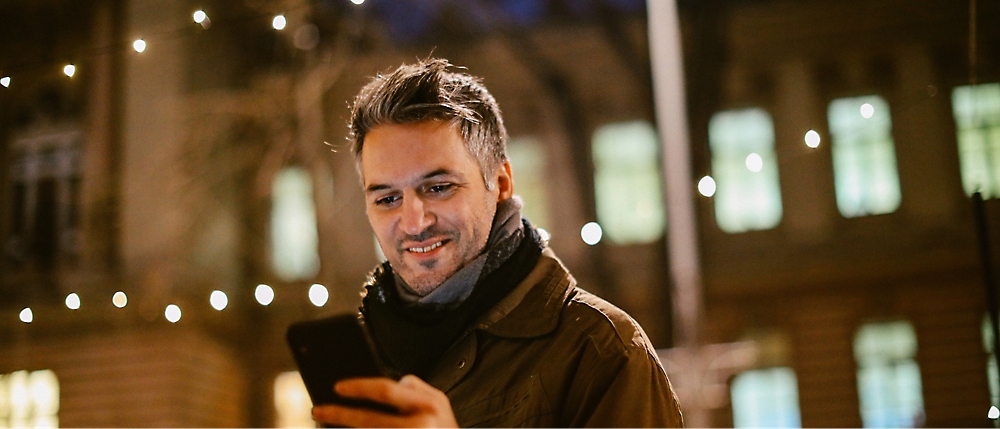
[472,248,576,338]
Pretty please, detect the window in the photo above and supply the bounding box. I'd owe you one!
[708,108,783,233]
[0,369,59,428]
[506,137,551,230]
[854,321,924,428]
[592,121,665,244]
[270,166,320,281]
[731,367,801,428]
[4,128,82,268]
[273,371,312,428]
[827,95,901,217]
[951,83,1000,198]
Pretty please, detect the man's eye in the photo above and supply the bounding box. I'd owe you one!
[427,184,453,194]
[375,195,400,206]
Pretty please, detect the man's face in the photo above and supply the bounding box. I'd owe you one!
[361,120,512,295]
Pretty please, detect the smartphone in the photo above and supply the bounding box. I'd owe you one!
[286,313,397,412]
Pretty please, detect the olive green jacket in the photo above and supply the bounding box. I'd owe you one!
[425,248,684,427]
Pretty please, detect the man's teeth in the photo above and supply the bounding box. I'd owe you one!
[408,241,443,253]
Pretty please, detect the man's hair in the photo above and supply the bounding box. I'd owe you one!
[349,58,508,189]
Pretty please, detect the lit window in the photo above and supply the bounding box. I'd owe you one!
[828,95,902,217]
[506,137,551,229]
[731,367,801,428]
[592,121,665,244]
[983,315,999,407]
[708,108,783,233]
[951,83,1000,198]
[271,166,320,281]
[854,321,924,428]
[0,369,60,428]
[274,371,313,428]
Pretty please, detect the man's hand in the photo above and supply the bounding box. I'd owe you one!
[311,375,458,428]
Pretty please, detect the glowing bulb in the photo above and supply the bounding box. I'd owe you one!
[990,406,999,419]
[256,284,275,306]
[698,176,717,197]
[581,222,602,246]
[746,153,763,172]
[210,290,228,311]
[272,14,287,30]
[860,103,874,119]
[65,293,81,310]
[193,10,207,23]
[132,39,146,53]
[63,64,76,77]
[804,130,821,148]
[19,308,33,323]
[308,284,329,307]
[112,291,127,308]
[0,76,9,87]
[165,304,181,323]
[537,228,550,243]
[351,0,365,4]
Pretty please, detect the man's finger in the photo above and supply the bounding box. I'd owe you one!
[334,375,439,413]
[312,404,409,428]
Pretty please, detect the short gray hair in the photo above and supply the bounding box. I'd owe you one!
[349,58,508,189]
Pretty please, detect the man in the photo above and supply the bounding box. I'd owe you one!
[311,58,683,427]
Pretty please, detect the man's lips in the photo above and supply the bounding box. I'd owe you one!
[404,239,448,254]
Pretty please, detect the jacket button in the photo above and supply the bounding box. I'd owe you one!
[457,359,466,369]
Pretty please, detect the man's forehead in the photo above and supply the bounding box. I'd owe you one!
[359,121,477,189]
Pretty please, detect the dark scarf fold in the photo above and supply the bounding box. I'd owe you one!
[360,218,544,378]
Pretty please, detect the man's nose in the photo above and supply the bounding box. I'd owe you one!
[400,196,435,235]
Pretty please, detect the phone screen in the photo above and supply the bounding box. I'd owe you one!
[286,313,397,412]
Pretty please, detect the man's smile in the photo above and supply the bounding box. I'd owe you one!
[406,240,447,254]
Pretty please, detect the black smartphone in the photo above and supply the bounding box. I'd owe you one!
[286,313,397,412]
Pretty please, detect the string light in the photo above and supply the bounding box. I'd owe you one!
[210,290,229,311]
[19,308,33,323]
[63,64,76,77]
[255,284,275,306]
[351,0,365,4]
[805,130,821,148]
[193,10,207,23]
[65,293,81,310]
[0,76,9,87]
[164,304,182,323]
[308,284,329,307]
[581,222,603,245]
[698,176,717,197]
[112,291,127,308]
[132,39,146,53]
[272,14,287,30]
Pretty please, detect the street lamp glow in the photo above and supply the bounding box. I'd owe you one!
[272,14,287,30]
[698,176,717,197]
[165,304,182,323]
[351,0,365,4]
[19,308,33,323]
[581,222,603,246]
[63,64,76,77]
[65,293,81,310]
[309,284,329,307]
[112,291,128,308]
[0,76,9,87]
[193,10,207,23]
[210,290,228,311]
[804,130,821,148]
[132,39,146,53]
[256,284,275,306]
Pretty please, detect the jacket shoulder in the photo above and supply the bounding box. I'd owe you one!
[562,287,656,357]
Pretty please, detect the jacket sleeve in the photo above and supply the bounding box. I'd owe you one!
[564,334,685,428]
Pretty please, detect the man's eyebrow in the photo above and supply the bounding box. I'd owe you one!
[364,169,460,194]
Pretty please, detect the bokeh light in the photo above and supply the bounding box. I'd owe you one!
[210,290,228,311]
[165,304,182,323]
[581,222,603,246]
[698,176,717,197]
[805,130,821,148]
[19,308,33,323]
[112,291,127,308]
[65,293,81,310]
[256,284,275,306]
[308,284,329,307]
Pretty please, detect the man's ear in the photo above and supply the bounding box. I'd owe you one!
[495,161,514,201]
